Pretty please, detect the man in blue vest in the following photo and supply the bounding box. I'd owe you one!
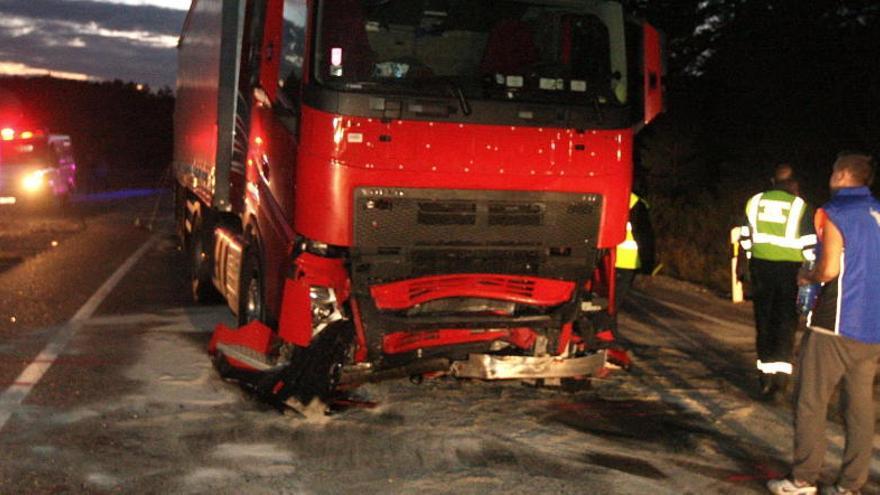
[739,164,816,400]
[768,152,880,495]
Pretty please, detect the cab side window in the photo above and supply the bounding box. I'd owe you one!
[278,0,307,108]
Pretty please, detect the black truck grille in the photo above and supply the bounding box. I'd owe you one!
[352,188,602,286]
[414,201,544,226]
[410,248,542,276]
[417,201,476,225]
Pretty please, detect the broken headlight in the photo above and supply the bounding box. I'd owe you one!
[310,286,344,336]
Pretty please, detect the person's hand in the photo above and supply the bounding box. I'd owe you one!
[797,267,813,286]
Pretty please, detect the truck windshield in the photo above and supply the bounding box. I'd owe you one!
[314,0,628,106]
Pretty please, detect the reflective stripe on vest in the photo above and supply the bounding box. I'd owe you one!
[745,191,808,262]
[616,193,641,270]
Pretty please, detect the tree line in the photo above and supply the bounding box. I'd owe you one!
[626,0,880,292]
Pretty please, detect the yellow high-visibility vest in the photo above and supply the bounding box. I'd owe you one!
[616,193,641,270]
[743,190,813,262]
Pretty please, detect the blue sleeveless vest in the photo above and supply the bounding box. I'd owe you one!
[809,187,880,343]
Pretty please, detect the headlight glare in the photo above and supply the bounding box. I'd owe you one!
[21,171,45,192]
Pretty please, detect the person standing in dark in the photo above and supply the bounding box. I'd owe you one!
[768,152,880,495]
[739,164,816,400]
[614,192,656,309]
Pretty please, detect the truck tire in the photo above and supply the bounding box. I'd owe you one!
[238,245,265,327]
[189,215,220,303]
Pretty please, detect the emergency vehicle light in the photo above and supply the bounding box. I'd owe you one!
[0,128,43,141]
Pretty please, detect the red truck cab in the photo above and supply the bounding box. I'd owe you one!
[175,0,664,405]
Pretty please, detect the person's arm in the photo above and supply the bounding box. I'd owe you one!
[734,208,754,280]
[630,200,655,273]
[799,217,843,284]
[738,202,754,259]
[799,204,817,262]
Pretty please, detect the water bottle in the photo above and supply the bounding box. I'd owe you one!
[797,260,820,314]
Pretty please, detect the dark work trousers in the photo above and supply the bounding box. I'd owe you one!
[598,268,638,334]
[749,258,800,366]
[792,330,880,490]
[615,268,637,313]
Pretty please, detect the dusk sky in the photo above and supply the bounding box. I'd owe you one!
[0,0,188,90]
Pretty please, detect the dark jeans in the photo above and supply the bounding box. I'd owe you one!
[749,259,800,366]
[615,268,636,312]
[792,330,880,490]
[588,269,636,336]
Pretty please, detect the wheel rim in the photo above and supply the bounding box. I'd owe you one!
[244,273,262,323]
[191,236,205,295]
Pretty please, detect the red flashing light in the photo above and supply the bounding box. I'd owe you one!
[0,128,43,141]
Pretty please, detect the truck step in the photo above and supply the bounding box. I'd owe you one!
[216,343,277,372]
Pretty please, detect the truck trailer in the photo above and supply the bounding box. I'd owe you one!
[174,0,664,407]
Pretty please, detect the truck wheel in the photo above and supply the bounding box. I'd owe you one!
[189,216,220,303]
[261,320,354,406]
[238,246,265,326]
[293,320,353,403]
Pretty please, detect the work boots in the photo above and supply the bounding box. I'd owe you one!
[758,372,790,401]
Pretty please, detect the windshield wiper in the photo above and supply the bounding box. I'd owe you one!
[414,77,472,116]
[448,80,472,116]
[591,92,605,125]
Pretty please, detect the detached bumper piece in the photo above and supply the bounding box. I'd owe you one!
[208,321,275,372]
[209,320,354,410]
[450,351,605,380]
[371,274,575,311]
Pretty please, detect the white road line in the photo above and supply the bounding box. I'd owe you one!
[0,235,159,433]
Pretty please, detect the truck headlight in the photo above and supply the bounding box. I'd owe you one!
[310,286,344,336]
[21,171,46,193]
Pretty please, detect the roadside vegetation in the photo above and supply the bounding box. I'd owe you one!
[628,0,879,294]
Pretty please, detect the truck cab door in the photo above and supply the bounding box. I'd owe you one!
[626,20,666,130]
[246,0,308,318]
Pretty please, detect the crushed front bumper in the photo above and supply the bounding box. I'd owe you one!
[450,351,606,380]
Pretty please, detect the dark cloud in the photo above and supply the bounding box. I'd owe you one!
[0,0,186,89]
[1,0,185,36]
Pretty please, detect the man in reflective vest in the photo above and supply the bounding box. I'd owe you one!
[615,192,655,309]
[739,164,816,400]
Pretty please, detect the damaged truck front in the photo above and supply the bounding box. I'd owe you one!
[173,0,664,407]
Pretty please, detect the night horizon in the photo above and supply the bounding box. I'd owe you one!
[0,0,187,89]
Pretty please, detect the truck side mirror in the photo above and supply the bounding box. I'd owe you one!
[642,23,664,126]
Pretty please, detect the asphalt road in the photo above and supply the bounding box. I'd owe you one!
[0,191,877,494]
